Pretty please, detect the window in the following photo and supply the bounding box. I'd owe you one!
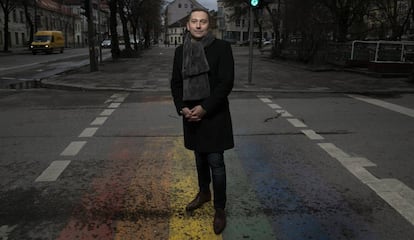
[235,19,240,27]
[178,3,181,8]
[0,31,3,45]
[184,4,188,8]
[20,11,24,23]
[21,33,25,44]
[13,10,17,22]
[15,32,19,45]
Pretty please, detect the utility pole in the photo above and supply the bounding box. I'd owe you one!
[248,1,258,85]
[88,0,98,71]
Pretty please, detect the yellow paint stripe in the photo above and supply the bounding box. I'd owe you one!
[169,139,222,240]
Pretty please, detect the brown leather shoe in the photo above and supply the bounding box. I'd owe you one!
[185,191,211,211]
[213,208,226,234]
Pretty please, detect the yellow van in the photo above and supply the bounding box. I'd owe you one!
[30,31,65,54]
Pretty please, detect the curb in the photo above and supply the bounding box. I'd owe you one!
[38,81,414,94]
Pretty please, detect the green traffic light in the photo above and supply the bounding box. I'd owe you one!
[250,0,259,7]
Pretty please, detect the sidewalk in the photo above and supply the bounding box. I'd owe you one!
[0,47,31,57]
[40,45,414,93]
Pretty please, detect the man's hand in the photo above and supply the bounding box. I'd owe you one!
[181,107,192,119]
[182,105,206,122]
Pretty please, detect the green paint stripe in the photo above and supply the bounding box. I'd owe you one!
[224,150,277,239]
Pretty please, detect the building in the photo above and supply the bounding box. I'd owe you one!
[164,0,207,45]
[217,0,278,44]
[0,0,109,50]
[65,0,110,47]
[165,0,206,27]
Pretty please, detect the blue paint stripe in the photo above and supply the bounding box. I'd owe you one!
[234,141,331,239]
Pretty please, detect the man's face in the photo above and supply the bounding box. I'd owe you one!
[187,11,209,40]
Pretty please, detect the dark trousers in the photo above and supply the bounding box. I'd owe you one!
[195,152,226,209]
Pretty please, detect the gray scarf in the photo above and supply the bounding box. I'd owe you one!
[182,31,215,101]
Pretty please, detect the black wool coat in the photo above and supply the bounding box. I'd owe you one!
[171,38,235,153]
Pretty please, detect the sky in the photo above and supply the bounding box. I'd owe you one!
[197,0,218,10]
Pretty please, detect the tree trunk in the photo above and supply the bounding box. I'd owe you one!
[118,0,132,52]
[109,0,120,59]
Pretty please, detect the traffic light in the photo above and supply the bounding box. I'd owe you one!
[250,0,259,7]
[81,0,90,19]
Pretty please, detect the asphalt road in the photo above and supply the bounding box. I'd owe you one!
[0,48,111,89]
[0,89,413,239]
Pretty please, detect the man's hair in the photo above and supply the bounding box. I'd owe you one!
[187,8,210,23]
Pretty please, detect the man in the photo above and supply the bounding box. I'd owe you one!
[170,8,235,235]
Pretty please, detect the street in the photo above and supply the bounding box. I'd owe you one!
[0,46,414,239]
[0,48,111,89]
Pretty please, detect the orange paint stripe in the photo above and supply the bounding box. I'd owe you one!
[114,138,173,239]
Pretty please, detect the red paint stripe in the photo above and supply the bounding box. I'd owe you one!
[57,140,138,240]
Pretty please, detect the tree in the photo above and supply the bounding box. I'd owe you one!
[108,0,121,59]
[118,0,133,53]
[223,0,263,44]
[129,0,144,50]
[372,0,413,40]
[133,0,162,49]
[0,0,16,51]
[319,0,370,42]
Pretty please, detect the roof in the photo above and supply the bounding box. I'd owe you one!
[37,0,73,15]
[168,15,188,28]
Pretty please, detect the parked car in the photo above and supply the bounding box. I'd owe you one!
[239,40,250,46]
[263,39,275,46]
[101,39,111,48]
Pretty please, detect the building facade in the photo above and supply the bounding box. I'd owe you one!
[164,0,224,45]
[217,0,279,44]
[0,0,109,50]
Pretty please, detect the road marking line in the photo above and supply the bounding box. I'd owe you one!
[319,144,414,226]
[111,93,129,99]
[113,96,127,102]
[60,141,87,156]
[0,225,17,239]
[35,160,71,182]
[287,118,307,128]
[260,97,414,226]
[260,98,272,103]
[91,116,107,125]
[349,94,414,118]
[1,77,16,80]
[301,129,324,140]
[336,157,376,168]
[276,109,293,117]
[268,103,281,109]
[318,143,350,159]
[79,127,98,137]
[100,109,115,116]
[0,225,17,240]
[376,190,414,225]
[108,102,121,108]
